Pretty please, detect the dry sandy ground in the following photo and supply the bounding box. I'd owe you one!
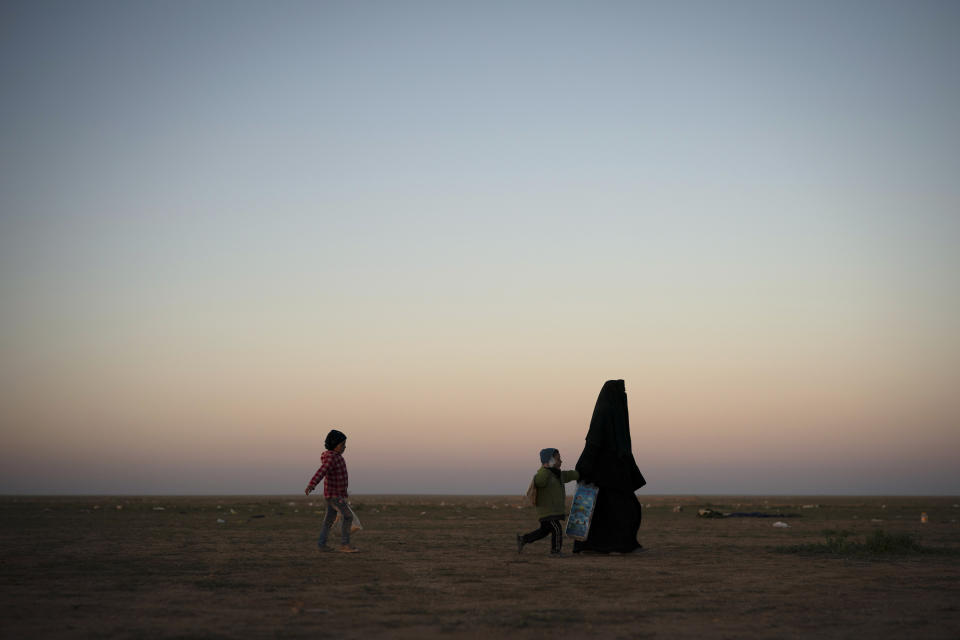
[1,495,958,638]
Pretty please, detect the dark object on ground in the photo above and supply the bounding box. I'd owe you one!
[697,508,800,518]
[573,380,645,554]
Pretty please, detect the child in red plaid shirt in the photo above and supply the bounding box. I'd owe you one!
[305,429,358,553]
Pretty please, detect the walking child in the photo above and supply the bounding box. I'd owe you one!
[305,429,359,553]
[517,448,579,555]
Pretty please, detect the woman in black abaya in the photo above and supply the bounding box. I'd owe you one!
[573,379,646,554]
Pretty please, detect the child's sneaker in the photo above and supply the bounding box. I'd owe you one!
[516,534,524,554]
[338,545,360,553]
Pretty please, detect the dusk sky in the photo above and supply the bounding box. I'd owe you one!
[1,1,958,495]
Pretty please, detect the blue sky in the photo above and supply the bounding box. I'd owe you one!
[1,1,958,494]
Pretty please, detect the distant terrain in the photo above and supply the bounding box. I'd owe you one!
[2,495,958,638]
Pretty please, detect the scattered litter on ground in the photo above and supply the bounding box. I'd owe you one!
[153,507,165,511]
[216,518,225,524]
[773,522,790,528]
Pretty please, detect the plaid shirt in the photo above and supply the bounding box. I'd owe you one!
[308,450,348,498]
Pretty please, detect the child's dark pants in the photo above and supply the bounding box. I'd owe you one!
[521,517,563,553]
[318,497,352,547]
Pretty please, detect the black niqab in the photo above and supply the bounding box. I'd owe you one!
[577,380,646,491]
[574,379,645,553]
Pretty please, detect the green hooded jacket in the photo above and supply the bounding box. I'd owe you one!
[533,467,580,520]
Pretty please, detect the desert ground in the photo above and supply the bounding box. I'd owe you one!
[1,494,958,638]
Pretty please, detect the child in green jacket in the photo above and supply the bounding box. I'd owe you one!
[517,448,580,555]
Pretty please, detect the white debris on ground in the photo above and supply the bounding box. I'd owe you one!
[217,518,225,524]
[773,521,790,528]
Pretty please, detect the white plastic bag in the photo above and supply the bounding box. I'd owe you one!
[333,502,363,532]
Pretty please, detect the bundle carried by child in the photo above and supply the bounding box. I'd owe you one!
[523,477,538,507]
[333,502,364,532]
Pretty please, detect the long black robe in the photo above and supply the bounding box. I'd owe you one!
[573,379,646,553]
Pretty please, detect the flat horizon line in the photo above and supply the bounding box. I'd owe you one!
[2,492,958,499]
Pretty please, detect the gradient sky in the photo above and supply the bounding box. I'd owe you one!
[1,1,958,495]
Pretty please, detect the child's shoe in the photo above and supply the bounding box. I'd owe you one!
[516,534,524,554]
[338,545,360,553]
